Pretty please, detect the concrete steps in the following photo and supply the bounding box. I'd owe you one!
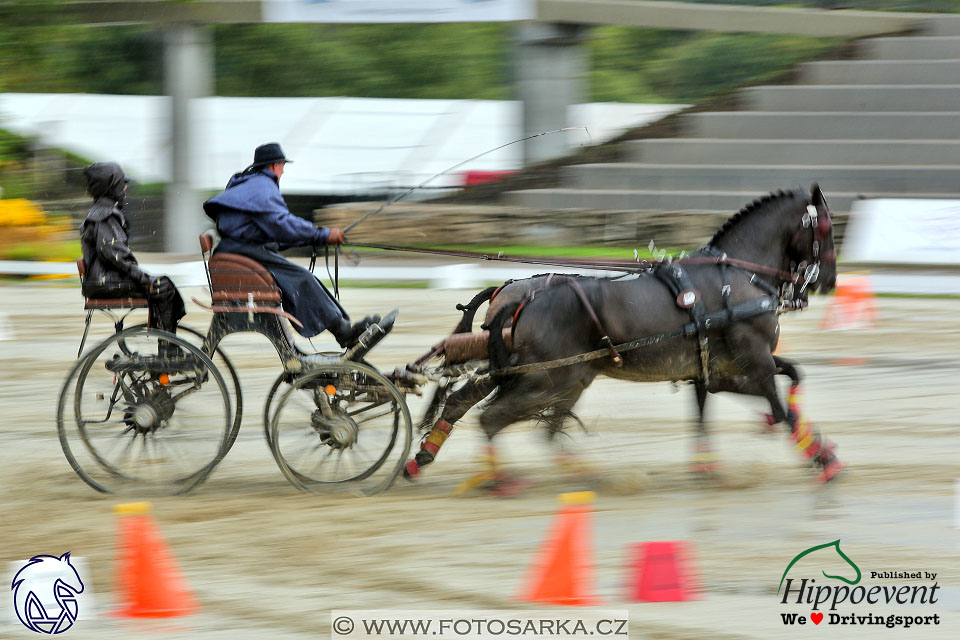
[801,60,960,84]
[503,188,948,213]
[864,35,960,60]
[628,139,960,165]
[742,85,960,111]
[685,112,960,139]
[502,17,960,215]
[564,163,960,193]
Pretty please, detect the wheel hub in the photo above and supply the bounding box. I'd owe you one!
[125,387,176,434]
[132,404,159,430]
[311,411,359,448]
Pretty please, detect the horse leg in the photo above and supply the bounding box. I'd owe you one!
[728,340,844,484]
[404,377,497,480]
[540,380,598,480]
[457,372,565,496]
[759,356,803,431]
[691,378,723,475]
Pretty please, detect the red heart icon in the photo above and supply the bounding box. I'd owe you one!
[811,613,824,625]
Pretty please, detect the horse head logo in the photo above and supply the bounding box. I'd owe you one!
[11,553,85,634]
[778,539,861,594]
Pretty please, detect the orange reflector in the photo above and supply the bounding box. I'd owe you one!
[158,374,170,386]
[324,385,336,396]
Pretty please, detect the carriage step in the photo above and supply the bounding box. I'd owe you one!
[345,309,399,362]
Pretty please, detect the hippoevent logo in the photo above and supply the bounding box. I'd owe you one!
[778,540,941,630]
[11,553,85,634]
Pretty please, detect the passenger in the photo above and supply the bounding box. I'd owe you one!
[79,162,185,339]
[202,142,378,347]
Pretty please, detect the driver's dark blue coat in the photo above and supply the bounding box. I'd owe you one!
[203,168,347,338]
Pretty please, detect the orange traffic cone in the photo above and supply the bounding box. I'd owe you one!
[520,491,600,606]
[113,502,196,618]
[820,274,877,330]
[627,541,698,602]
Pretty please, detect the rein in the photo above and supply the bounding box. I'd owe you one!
[348,241,800,283]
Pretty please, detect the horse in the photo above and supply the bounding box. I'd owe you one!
[405,184,842,489]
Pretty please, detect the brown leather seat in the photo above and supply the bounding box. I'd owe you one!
[77,258,149,310]
[208,253,283,304]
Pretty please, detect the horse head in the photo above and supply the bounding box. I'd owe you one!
[790,183,837,295]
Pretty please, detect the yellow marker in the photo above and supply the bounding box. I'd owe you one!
[558,491,596,506]
[324,385,336,396]
[158,374,170,386]
[112,502,153,516]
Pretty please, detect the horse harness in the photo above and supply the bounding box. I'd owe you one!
[653,247,780,385]
[497,250,786,380]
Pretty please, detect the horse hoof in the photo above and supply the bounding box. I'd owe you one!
[759,413,778,434]
[403,459,421,481]
[817,460,846,485]
[453,473,498,495]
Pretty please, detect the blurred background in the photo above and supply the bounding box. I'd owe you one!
[1,2,959,638]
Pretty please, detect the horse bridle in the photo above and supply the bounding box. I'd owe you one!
[794,200,834,296]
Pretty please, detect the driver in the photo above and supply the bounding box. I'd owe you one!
[203,143,379,347]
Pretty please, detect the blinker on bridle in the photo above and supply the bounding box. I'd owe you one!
[796,202,833,294]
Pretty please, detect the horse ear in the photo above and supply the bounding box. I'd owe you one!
[810,182,824,206]
[59,552,71,562]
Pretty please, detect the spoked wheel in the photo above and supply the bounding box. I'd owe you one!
[269,361,412,496]
[130,323,243,452]
[56,328,232,495]
[262,373,288,452]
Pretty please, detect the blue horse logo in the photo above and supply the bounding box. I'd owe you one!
[11,553,85,634]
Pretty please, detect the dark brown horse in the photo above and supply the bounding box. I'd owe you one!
[406,185,842,488]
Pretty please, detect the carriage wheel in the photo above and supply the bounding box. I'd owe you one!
[130,323,243,452]
[269,361,412,496]
[56,328,233,495]
[262,373,289,452]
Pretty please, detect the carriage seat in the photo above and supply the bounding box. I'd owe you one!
[76,258,149,310]
[199,232,282,305]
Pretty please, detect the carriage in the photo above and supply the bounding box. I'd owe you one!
[57,232,428,496]
[57,185,844,496]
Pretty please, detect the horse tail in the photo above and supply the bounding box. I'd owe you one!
[452,285,500,334]
[485,299,522,377]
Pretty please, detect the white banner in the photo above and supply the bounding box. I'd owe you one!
[843,199,960,265]
[263,0,535,23]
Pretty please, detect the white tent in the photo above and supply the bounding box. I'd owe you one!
[0,93,685,195]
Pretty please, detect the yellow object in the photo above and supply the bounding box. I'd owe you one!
[0,198,45,227]
[158,374,170,386]
[558,491,596,506]
[454,473,497,495]
[112,502,153,516]
[324,384,336,396]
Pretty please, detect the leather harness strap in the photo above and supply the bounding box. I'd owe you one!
[655,261,711,383]
[567,279,623,367]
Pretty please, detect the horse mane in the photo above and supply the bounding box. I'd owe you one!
[707,189,807,247]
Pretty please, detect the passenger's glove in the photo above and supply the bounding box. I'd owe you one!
[149,276,173,297]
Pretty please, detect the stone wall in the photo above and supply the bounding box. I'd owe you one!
[316,202,849,250]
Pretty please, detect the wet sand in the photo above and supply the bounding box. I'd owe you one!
[0,283,958,639]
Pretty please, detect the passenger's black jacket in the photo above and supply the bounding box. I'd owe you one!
[79,163,151,298]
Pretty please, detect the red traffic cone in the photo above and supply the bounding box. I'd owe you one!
[627,541,698,602]
[112,502,196,618]
[519,491,600,606]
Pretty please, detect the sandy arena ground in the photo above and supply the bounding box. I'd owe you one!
[0,280,958,639]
